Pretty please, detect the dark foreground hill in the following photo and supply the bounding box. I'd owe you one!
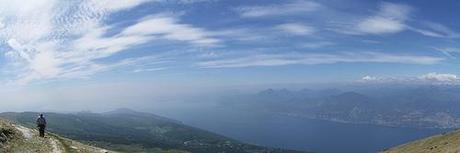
[382,129,460,153]
[0,109,307,153]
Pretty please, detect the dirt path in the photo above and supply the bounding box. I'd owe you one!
[13,125,33,139]
[10,123,112,153]
[49,138,63,153]
[13,124,64,153]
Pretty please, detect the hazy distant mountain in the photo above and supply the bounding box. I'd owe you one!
[0,109,306,153]
[103,108,182,124]
[221,85,460,129]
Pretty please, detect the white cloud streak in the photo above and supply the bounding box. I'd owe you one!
[132,67,166,73]
[300,42,335,49]
[359,73,459,83]
[357,75,426,83]
[433,47,460,59]
[198,52,444,68]
[235,0,320,18]
[409,22,460,38]
[420,72,458,82]
[330,2,459,39]
[276,23,316,36]
[361,76,379,81]
[355,2,411,35]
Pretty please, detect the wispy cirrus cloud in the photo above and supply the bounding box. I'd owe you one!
[198,52,443,68]
[275,23,316,36]
[357,2,411,34]
[0,0,218,84]
[132,67,167,73]
[332,2,412,35]
[299,41,335,49]
[175,0,218,4]
[329,2,459,39]
[408,22,460,38]
[433,47,460,59]
[235,0,321,18]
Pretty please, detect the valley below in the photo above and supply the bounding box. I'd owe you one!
[167,106,449,153]
[152,84,460,153]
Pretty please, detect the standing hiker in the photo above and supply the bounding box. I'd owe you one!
[36,114,47,137]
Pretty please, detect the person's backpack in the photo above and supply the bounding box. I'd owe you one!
[37,117,46,126]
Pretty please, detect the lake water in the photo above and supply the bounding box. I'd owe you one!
[158,107,449,153]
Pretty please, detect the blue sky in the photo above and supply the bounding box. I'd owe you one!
[0,0,460,111]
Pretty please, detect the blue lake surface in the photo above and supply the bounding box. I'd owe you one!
[160,107,449,153]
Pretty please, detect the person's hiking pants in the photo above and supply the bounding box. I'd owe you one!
[38,125,45,137]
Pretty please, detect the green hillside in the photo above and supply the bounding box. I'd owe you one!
[0,109,306,153]
[382,129,460,153]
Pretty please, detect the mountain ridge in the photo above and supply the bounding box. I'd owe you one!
[221,86,460,129]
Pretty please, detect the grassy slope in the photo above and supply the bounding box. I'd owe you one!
[9,135,58,153]
[1,118,120,153]
[1,119,54,153]
[0,112,213,153]
[382,129,460,153]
